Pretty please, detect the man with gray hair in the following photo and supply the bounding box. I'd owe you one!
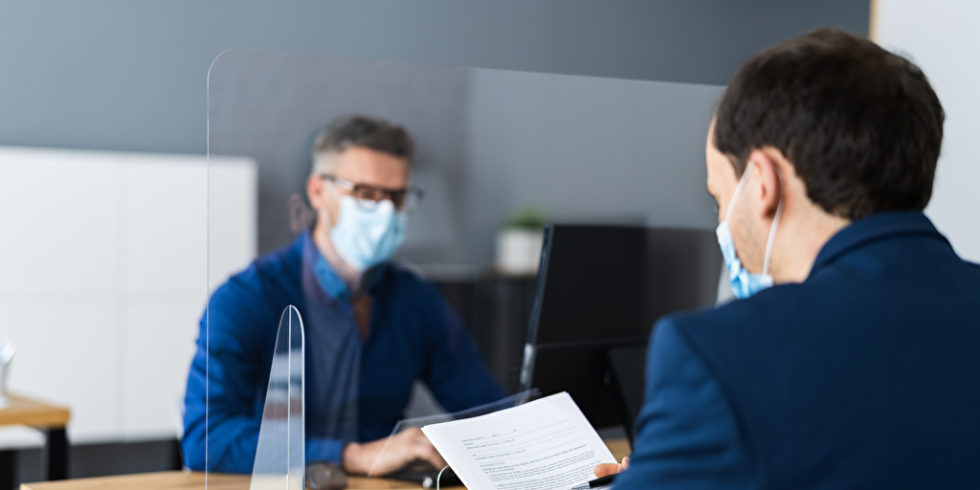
[183,115,504,476]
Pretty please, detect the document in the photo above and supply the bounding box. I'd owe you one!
[422,392,616,490]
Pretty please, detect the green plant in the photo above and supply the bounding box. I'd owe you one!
[502,207,549,231]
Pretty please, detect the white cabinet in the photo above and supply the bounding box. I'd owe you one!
[0,147,256,444]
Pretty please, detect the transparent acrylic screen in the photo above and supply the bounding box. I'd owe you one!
[203,49,723,487]
[250,305,305,489]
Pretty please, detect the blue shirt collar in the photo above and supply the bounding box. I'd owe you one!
[314,253,351,300]
[809,210,949,277]
[301,230,387,301]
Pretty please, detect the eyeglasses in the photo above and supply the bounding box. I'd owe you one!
[320,174,424,212]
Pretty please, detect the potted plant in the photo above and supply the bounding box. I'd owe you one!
[496,208,549,275]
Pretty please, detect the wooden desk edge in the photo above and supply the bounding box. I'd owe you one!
[0,393,70,428]
[20,439,630,489]
[20,471,458,490]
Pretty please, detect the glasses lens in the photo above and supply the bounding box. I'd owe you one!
[351,186,381,201]
[346,184,422,212]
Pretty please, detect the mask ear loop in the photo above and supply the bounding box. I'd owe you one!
[761,199,784,276]
[725,169,751,223]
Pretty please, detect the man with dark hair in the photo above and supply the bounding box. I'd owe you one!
[183,115,504,475]
[598,29,979,488]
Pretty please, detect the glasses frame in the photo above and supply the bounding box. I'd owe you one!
[320,174,424,212]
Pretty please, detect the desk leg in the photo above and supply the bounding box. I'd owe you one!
[0,449,15,490]
[45,428,68,480]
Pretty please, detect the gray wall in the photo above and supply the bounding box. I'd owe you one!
[461,71,724,264]
[0,1,868,154]
[207,52,724,263]
[0,1,868,265]
[208,51,473,253]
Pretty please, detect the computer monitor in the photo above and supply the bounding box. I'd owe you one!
[519,224,722,438]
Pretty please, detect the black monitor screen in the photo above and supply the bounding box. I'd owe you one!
[521,224,722,431]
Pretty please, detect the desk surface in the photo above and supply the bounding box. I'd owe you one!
[21,471,452,490]
[0,393,70,428]
[22,439,630,489]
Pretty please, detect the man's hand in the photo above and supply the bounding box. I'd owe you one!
[594,456,630,478]
[342,427,447,476]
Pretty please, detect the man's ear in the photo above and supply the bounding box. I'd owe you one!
[306,175,324,210]
[746,148,783,218]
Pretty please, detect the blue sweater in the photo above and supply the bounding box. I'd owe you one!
[182,231,505,473]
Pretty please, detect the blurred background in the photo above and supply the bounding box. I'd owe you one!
[1,0,977,487]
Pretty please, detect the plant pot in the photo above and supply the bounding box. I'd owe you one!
[495,228,545,275]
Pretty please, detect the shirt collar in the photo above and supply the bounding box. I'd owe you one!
[314,253,351,300]
[809,210,949,277]
[302,230,387,301]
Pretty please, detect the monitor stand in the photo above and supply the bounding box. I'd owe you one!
[605,344,648,448]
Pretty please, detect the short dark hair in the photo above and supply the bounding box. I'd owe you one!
[714,28,944,221]
[312,115,414,172]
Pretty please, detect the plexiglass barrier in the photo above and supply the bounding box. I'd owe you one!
[201,48,723,487]
[250,305,305,489]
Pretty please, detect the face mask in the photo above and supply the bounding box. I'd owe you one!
[715,171,783,299]
[330,196,406,270]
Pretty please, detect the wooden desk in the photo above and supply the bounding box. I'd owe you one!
[0,394,70,427]
[20,471,459,490]
[21,439,630,489]
[1,393,70,486]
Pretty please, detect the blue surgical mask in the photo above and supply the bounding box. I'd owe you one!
[715,171,783,299]
[330,196,406,270]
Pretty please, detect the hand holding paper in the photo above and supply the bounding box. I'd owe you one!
[422,392,616,490]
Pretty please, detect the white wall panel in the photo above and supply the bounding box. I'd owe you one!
[0,148,123,295]
[208,161,258,290]
[120,298,200,439]
[122,158,207,294]
[875,0,980,262]
[1,301,121,442]
[0,146,255,444]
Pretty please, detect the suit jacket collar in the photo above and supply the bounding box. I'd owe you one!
[809,211,949,277]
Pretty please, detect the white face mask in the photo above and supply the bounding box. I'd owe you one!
[329,196,406,270]
[715,170,783,299]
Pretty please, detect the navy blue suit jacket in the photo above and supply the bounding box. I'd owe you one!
[615,212,980,489]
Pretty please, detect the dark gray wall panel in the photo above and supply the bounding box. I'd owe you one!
[0,0,868,154]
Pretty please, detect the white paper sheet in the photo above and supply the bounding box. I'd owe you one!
[422,392,616,490]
